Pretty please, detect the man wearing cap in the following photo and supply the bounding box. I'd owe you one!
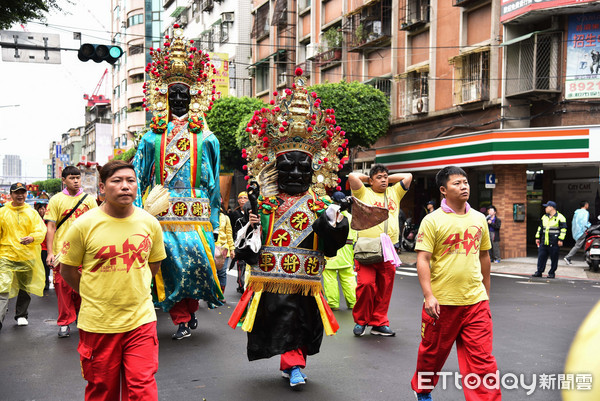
[0,183,47,331]
[532,201,567,278]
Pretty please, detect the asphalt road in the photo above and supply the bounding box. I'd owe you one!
[1,268,599,401]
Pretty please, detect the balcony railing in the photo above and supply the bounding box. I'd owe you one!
[315,48,342,67]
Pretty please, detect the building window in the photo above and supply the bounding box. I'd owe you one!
[130,73,144,84]
[256,62,270,93]
[251,3,270,39]
[451,49,490,105]
[505,31,562,97]
[220,22,230,44]
[346,0,392,49]
[400,0,430,30]
[121,79,127,93]
[365,77,392,104]
[398,69,429,115]
[127,14,143,28]
[128,44,144,56]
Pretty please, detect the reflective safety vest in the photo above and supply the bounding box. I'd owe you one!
[535,212,567,245]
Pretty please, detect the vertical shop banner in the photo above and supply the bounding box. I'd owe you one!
[566,13,600,99]
[209,52,230,97]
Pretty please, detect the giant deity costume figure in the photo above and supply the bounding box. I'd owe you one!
[133,25,223,340]
[228,68,350,388]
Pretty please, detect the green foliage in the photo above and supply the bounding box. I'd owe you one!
[324,27,343,49]
[114,147,137,162]
[205,96,266,172]
[0,0,65,30]
[309,81,390,148]
[32,178,62,194]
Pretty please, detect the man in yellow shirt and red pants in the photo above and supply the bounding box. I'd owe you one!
[348,165,412,337]
[60,160,167,400]
[412,166,501,401]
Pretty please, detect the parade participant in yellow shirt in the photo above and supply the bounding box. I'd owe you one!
[45,165,98,338]
[60,160,166,401]
[348,165,412,337]
[412,166,500,401]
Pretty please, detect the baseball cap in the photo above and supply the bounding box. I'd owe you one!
[542,201,557,208]
[331,191,347,203]
[10,182,27,192]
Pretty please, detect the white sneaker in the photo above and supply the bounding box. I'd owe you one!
[564,257,572,265]
[17,317,28,326]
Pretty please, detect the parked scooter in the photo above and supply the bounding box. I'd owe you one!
[584,217,600,272]
[401,217,418,252]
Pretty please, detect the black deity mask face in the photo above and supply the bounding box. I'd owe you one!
[168,83,191,118]
[276,151,313,195]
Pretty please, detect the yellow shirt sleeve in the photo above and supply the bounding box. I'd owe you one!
[148,218,167,263]
[415,215,435,253]
[60,222,84,266]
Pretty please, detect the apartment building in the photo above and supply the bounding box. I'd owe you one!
[111,0,163,152]
[249,0,600,257]
[161,0,254,98]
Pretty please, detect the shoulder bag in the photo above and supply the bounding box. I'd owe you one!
[354,193,387,265]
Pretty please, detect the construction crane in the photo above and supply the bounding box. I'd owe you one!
[83,68,110,107]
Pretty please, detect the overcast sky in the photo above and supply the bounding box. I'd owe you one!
[0,1,111,182]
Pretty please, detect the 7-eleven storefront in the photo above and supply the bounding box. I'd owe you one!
[375,126,600,258]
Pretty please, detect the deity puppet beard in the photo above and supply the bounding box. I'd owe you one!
[276,151,313,196]
[168,83,191,118]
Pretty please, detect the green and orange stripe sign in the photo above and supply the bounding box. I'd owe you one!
[376,127,593,171]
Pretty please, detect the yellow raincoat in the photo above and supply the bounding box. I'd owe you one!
[0,202,47,298]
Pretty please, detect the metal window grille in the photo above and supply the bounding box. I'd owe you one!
[272,0,288,28]
[252,4,270,38]
[452,50,489,104]
[398,69,429,115]
[505,32,562,97]
[400,0,430,27]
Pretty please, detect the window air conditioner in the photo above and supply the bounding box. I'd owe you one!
[306,43,319,59]
[411,97,428,114]
[222,12,234,22]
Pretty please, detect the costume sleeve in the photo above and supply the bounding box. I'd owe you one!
[148,218,167,263]
[313,213,350,257]
[415,215,435,253]
[29,211,47,245]
[132,131,156,208]
[202,133,221,232]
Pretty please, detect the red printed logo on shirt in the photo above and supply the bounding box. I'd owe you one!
[372,198,397,213]
[61,241,71,255]
[90,234,152,273]
[441,226,482,256]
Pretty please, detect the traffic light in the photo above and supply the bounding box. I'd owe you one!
[78,44,123,64]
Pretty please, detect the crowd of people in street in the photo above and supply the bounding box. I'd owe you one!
[0,26,597,401]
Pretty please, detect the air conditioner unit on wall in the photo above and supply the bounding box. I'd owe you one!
[411,97,428,114]
[222,12,234,22]
[306,43,319,59]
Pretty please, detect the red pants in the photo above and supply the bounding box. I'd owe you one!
[279,347,307,371]
[54,268,81,326]
[352,260,396,326]
[78,322,159,401]
[169,298,199,325]
[411,301,501,401]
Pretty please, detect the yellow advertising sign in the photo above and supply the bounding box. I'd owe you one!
[114,148,124,157]
[209,52,229,97]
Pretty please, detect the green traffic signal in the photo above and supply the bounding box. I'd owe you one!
[78,43,123,64]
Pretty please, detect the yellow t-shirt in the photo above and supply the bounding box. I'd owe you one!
[60,207,167,333]
[415,207,491,306]
[45,192,98,254]
[351,183,407,243]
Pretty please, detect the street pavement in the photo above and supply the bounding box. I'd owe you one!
[1,257,600,401]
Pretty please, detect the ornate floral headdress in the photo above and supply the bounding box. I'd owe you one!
[242,68,349,196]
[142,24,218,134]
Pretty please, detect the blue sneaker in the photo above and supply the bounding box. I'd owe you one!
[415,391,432,400]
[288,366,305,388]
[282,369,307,380]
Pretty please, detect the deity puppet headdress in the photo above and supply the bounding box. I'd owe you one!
[142,24,219,134]
[242,68,349,196]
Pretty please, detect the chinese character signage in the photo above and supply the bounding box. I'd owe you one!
[209,52,229,97]
[501,0,597,23]
[566,13,600,99]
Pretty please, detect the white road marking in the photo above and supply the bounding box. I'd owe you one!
[490,273,524,279]
[515,281,549,285]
